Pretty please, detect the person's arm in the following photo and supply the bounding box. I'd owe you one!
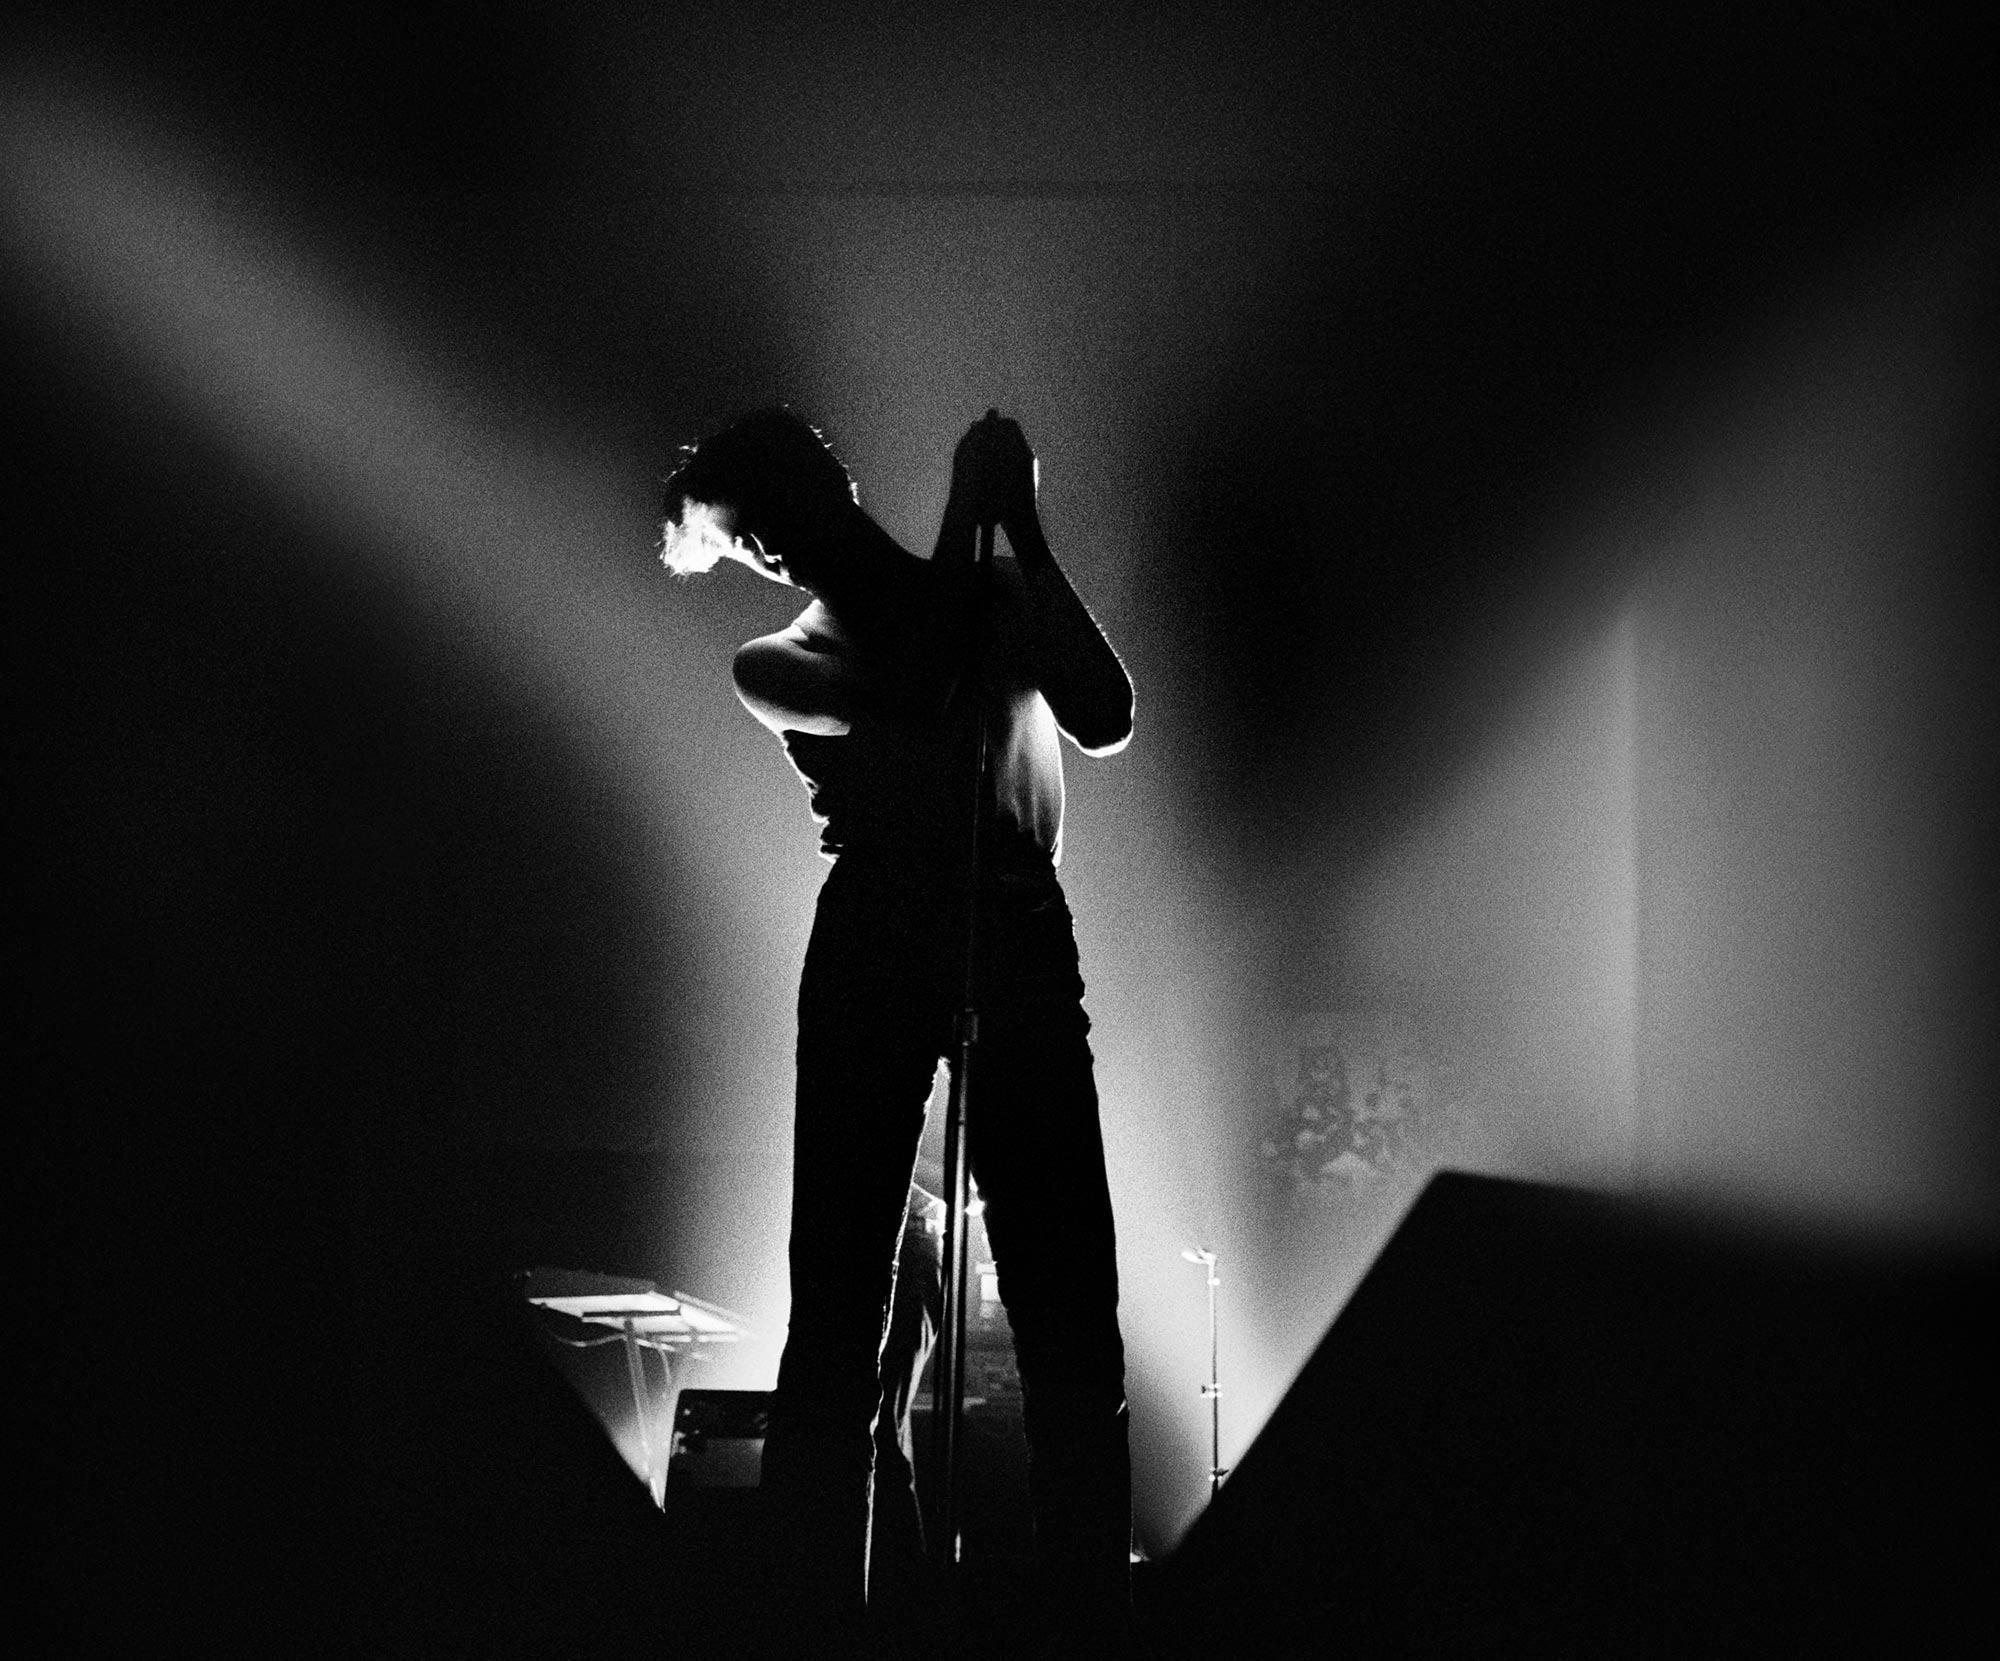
[945,414,1133,755]
[1003,512,1133,756]
[732,624,854,736]
[733,509,977,735]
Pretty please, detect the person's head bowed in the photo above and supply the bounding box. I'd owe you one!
[658,406,857,585]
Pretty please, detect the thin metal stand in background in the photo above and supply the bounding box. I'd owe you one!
[1182,1247,1227,1499]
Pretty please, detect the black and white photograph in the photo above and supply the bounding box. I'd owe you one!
[16,3,1994,1654]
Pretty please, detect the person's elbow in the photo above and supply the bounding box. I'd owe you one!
[732,639,850,736]
[1064,687,1134,757]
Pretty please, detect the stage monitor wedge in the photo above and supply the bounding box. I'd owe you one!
[1157,1171,1995,1657]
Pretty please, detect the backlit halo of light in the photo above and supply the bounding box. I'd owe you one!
[658,498,744,576]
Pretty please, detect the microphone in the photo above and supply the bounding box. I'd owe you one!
[1181,1247,1217,1265]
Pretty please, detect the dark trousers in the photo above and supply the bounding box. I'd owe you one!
[759,852,1130,1639]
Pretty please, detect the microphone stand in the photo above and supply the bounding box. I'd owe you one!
[932,514,996,1600]
[1183,1248,1226,1499]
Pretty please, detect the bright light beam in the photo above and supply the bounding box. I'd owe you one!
[2,72,650,740]
[1,68,807,1321]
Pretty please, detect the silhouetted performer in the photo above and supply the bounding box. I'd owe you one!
[659,407,1134,1648]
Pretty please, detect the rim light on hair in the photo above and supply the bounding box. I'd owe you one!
[659,498,747,576]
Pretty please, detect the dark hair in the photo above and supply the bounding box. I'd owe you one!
[658,406,854,574]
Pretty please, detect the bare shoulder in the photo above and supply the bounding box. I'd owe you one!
[787,599,851,652]
[736,604,833,665]
[731,603,854,736]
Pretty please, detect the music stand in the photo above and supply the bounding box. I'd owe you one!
[522,1268,749,1502]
